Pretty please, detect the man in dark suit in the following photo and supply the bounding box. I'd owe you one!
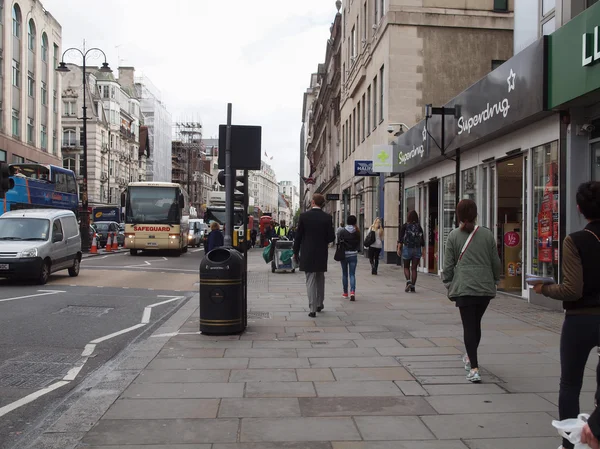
[293,193,335,317]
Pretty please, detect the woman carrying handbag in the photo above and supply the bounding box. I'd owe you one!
[337,215,360,301]
[443,199,501,383]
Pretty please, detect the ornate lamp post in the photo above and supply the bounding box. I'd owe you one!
[56,46,112,251]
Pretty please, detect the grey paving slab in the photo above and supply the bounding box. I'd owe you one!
[229,368,297,382]
[377,347,462,356]
[425,393,555,414]
[245,381,316,397]
[422,384,508,395]
[83,419,239,445]
[331,442,468,449]
[103,398,220,419]
[147,358,249,370]
[331,367,414,381]
[462,438,558,449]
[249,357,310,368]
[297,368,336,382]
[309,357,400,368]
[298,396,437,416]
[157,348,225,358]
[213,444,333,449]
[354,416,434,440]
[121,382,244,399]
[474,344,546,354]
[484,363,563,378]
[297,348,380,358]
[225,348,298,358]
[240,417,360,442]
[82,445,211,449]
[218,398,302,417]
[422,412,557,439]
[538,391,596,411]
[252,340,313,348]
[353,338,403,347]
[167,340,253,349]
[394,381,429,396]
[314,380,403,397]
[502,376,597,393]
[310,340,358,348]
[135,369,231,383]
[416,373,503,384]
[298,333,365,340]
[403,360,465,369]
[477,353,559,365]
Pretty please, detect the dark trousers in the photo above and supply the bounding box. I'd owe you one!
[368,247,380,273]
[559,314,600,449]
[458,299,490,370]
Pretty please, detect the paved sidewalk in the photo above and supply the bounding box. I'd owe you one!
[38,250,598,448]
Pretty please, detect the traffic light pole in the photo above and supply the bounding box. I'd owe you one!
[224,103,233,247]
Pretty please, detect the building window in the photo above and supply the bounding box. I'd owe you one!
[357,101,361,145]
[542,17,556,35]
[374,0,378,25]
[63,156,76,171]
[373,76,378,128]
[53,90,57,113]
[27,19,35,51]
[12,154,24,164]
[0,150,6,162]
[405,186,416,222]
[379,0,385,20]
[27,73,34,97]
[363,2,367,41]
[351,25,356,60]
[352,111,356,152]
[11,109,19,137]
[103,85,109,99]
[461,167,477,204]
[52,130,57,155]
[53,44,58,74]
[79,155,85,176]
[41,81,47,105]
[63,129,76,146]
[79,129,85,146]
[41,33,48,62]
[367,86,371,134]
[362,93,366,141]
[587,0,599,7]
[492,60,506,70]
[493,0,509,12]
[12,4,21,38]
[26,117,33,144]
[542,0,555,16]
[12,60,19,87]
[379,65,384,123]
[40,124,47,150]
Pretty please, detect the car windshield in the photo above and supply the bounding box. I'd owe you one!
[95,223,110,231]
[0,218,50,241]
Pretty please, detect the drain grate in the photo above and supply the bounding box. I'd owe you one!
[0,351,82,389]
[312,341,328,345]
[55,305,114,317]
[247,311,271,319]
[248,272,269,285]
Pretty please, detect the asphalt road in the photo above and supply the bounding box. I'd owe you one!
[0,246,204,449]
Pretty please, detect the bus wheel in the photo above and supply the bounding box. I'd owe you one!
[130,249,138,256]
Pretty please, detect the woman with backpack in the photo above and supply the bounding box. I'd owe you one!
[366,218,384,275]
[443,199,500,383]
[338,215,361,301]
[397,210,425,292]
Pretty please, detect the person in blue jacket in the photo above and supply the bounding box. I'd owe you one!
[206,221,224,252]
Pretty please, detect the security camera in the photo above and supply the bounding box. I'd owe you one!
[387,125,394,134]
[581,123,596,133]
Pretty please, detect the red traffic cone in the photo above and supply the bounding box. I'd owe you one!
[105,233,112,252]
[90,233,98,254]
[112,232,118,251]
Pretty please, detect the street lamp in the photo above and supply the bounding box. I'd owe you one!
[56,48,112,251]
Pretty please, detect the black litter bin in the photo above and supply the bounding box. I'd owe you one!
[199,247,246,335]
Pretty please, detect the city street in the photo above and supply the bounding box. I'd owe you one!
[0,247,204,449]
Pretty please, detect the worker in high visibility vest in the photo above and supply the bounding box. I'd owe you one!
[275,220,289,239]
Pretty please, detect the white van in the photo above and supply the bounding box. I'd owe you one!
[0,209,82,284]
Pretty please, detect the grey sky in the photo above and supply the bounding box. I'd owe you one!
[43,0,338,187]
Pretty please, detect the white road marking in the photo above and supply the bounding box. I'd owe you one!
[192,248,203,253]
[162,257,168,261]
[0,290,66,304]
[152,331,200,338]
[0,381,69,418]
[0,294,186,418]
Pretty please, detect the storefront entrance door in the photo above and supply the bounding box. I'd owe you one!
[417,184,428,272]
[495,155,525,295]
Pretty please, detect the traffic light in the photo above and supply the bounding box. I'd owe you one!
[0,162,10,199]
[217,170,247,206]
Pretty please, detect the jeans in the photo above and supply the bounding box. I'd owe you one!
[368,247,381,272]
[458,299,490,369]
[340,254,357,293]
[559,314,600,449]
[402,246,422,261]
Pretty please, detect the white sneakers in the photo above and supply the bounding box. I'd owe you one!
[463,354,481,382]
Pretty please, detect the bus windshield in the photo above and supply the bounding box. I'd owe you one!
[126,186,180,224]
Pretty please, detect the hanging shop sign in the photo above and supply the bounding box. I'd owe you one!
[354,160,379,176]
[326,193,340,201]
[372,145,394,173]
[393,37,546,174]
[548,2,600,108]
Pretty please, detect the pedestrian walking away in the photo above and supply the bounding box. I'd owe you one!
[533,181,600,449]
[293,193,335,317]
[397,210,425,292]
[366,217,384,275]
[206,221,224,252]
[443,199,500,383]
[338,215,361,301]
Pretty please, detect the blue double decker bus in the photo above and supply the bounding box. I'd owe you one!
[1,164,79,216]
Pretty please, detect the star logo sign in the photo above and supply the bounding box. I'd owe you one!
[377,150,390,163]
[507,69,516,93]
[422,127,427,142]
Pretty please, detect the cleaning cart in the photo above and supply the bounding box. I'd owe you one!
[270,237,296,273]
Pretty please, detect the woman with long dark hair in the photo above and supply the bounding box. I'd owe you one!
[533,182,600,449]
[338,215,361,301]
[397,210,425,292]
[443,199,500,383]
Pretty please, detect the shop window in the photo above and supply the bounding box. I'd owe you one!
[404,186,416,222]
[532,141,559,282]
[0,150,5,162]
[442,174,456,247]
[461,167,477,204]
[592,141,600,181]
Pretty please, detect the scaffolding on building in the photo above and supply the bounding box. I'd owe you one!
[172,122,207,212]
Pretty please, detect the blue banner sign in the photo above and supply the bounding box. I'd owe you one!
[354,160,378,176]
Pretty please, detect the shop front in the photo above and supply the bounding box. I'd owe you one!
[392,37,555,301]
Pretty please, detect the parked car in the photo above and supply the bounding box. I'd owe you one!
[94,221,121,248]
[0,209,82,284]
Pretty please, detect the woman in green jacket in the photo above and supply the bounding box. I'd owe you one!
[443,199,501,383]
